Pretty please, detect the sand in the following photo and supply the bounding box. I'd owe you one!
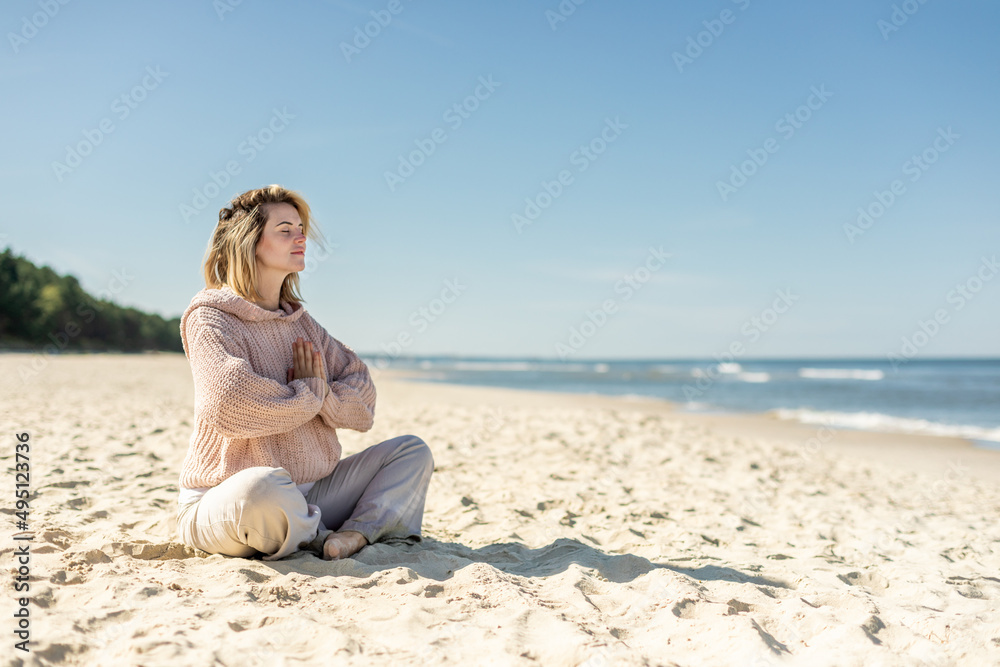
[2,352,999,666]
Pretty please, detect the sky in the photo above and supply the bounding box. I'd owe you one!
[2,0,998,360]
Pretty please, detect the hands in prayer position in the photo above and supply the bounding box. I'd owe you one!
[287,337,329,398]
[289,338,366,559]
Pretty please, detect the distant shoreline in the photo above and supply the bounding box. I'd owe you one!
[7,351,997,459]
[2,347,998,363]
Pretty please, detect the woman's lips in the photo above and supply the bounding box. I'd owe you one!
[292,250,304,255]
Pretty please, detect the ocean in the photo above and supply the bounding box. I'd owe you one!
[361,356,1000,450]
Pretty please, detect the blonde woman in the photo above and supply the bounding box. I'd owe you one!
[175,184,434,561]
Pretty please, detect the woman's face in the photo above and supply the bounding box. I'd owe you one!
[256,202,307,276]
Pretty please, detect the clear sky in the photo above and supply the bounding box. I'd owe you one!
[3,0,998,359]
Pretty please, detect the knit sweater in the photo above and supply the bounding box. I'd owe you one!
[177,284,376,490]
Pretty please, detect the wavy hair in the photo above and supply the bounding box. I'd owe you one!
[202,184,330,307]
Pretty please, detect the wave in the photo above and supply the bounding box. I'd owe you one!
[620,393,669,402]
[425,361,591,372]
[451,361,538,371]
[773,408,1000,443]
[798,368,885,381]
[738,372,771,383]
[691,363,742,378]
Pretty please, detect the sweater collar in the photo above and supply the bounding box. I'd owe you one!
[179,283,307,360]
[181,283,306,326]
[214,284,305,322]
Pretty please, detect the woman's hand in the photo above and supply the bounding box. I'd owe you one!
[287,337,328,397]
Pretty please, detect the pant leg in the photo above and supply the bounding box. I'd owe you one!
[176,466,324,561]
[305,434,434,545]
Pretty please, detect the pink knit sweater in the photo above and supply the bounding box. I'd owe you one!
[177,284,376,489]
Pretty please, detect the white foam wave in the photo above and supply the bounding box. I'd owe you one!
[452,361,536,371]
[773,408,1000,443]
[738,372,771,383]
[798,368,885,381]
[717,363,742,374]
[620,393,667,402]
[441,361,590,372]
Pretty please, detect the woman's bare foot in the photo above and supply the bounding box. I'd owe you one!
[323,530,368,560]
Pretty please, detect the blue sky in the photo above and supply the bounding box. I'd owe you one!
[2,0,998,359]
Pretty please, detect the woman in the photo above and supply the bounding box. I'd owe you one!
[175,184,434,561]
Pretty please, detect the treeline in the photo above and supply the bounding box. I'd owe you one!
[0,248,182,353]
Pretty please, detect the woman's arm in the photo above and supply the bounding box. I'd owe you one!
[187,309,327,438]
[310,320,377,432]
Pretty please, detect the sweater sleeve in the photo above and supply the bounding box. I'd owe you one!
[187,309,325,439]
[312,323,377,433]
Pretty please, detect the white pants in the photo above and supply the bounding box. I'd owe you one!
[176,435,434,560]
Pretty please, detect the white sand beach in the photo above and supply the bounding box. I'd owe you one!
[2,352,999,666]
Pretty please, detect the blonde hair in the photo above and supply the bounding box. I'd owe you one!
[202,184,331,306]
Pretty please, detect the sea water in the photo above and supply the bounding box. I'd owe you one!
[362,356,1000,449]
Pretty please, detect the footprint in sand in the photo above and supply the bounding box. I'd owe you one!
[43,530,74,550]
[837,569,890,592]
[42,480,92,490]
[101,541,204,560]
[423,584,445,597]
[672,598,705,619]
[66,497,91,510]
[239,568,272,583]
[727,598,753,614]
[83,510,110,523]
[49,569,85,585]
[65,549,112,568]
[947,575,1000,599]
